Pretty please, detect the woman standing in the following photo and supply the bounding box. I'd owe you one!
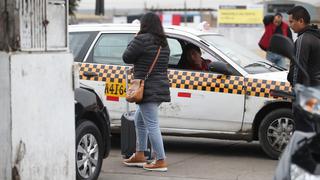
[122,12,170,172]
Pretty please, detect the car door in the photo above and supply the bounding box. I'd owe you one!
[158,36,245,132]
[79,32,135,122]
[78,31,245,133]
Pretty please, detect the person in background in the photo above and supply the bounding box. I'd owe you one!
[259,12,293,69]
[122,12,170,172]
[177,43,211,71]
[287,6,320,132]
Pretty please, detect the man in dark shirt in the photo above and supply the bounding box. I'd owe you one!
[287,6,320,132]
[259,13,293,69]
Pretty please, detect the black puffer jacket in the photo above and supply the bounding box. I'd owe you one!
[287,25,320,86]
[122,33,171,103]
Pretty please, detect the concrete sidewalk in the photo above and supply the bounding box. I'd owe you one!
[99,136,277,180]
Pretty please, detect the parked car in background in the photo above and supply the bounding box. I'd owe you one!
[75,85,111,180]
[69,24,293,159]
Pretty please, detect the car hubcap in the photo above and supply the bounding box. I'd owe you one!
[77,133,99,178]
[267,117,294,152]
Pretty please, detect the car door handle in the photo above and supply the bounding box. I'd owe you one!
[83,71,98,77]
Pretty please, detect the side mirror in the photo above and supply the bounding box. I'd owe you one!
[269,34,295,62]
[269,34,310,85]
[208,61,234,75]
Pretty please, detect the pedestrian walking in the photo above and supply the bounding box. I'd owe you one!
[259,12,293,69]
[287,6,320,132]
[122,12,171,171]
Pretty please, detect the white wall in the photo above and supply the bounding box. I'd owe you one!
[218,27,265,54]
[0,52,75,180]
[217,26,297,58]
[0,52,12,180]
[79,0,263,10]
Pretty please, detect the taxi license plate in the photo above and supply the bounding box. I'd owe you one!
[105,82,126,97]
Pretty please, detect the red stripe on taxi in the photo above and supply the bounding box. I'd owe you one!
[178,92,191,98]
[107,96,119,101]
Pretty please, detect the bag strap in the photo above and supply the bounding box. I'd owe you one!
[145,46,162,80]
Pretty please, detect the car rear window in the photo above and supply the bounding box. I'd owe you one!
[69,31,98,62]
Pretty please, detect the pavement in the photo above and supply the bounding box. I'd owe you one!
[98,136,277,180]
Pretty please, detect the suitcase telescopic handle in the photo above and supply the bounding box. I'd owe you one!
[125,68,133,113]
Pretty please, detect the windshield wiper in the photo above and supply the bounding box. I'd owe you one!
[244,61,286,71]
[258,61,286,71]
[244,62,266,68]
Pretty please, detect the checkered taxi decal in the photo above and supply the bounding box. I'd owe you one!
[245,78,291,98]
[168,70,246,95]
[79,63,129,83]
[79,63,291,98]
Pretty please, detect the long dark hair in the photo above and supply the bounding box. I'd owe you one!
[138,12,168,47]
[178,43,200,68]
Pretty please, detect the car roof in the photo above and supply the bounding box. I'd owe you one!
[68,23,221,37]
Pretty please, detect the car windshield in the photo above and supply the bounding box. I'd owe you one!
[199,34,282,73]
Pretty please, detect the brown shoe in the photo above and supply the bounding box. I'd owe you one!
[123,152,146,167]
[143,159,168,172]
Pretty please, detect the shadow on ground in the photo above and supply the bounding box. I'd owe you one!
[111,134,271,160]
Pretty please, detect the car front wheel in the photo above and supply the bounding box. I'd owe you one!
[76,120,103,180]
[259,108,294,159]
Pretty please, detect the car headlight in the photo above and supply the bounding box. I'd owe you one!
[302,98,320,115]
[295,84,320,116]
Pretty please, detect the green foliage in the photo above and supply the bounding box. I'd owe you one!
[69,0,81,16]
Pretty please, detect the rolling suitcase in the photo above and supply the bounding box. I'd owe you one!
[121,69,152,159]
[120,110,153,160]
[120,111,136,159]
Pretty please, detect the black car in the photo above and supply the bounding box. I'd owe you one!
[75,85,111,180]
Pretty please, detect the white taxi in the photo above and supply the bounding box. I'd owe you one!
[69,24,293,159]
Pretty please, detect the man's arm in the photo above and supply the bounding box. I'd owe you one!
[287,61,294,85]
[295,34,311,84]
[202,59,212,71]
[287,27,293,41]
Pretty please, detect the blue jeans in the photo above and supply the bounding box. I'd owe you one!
[266,51,286,69]
[134,102,166,160]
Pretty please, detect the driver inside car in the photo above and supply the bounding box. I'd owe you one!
[177,43,212,71]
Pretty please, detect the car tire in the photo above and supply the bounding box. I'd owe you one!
[259,108,294,159]
[76,120,103,180]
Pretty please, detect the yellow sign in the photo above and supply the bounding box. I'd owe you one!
[105,82,126,97]
[218,7,263,25]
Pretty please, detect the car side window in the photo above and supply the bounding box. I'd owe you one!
[89,33,134,65]
[69,31,98,62]
[201,49,221,63]
[169,39,222,72]
[167,38,183,68]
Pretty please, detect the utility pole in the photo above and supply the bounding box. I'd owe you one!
[95,0,105,16]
